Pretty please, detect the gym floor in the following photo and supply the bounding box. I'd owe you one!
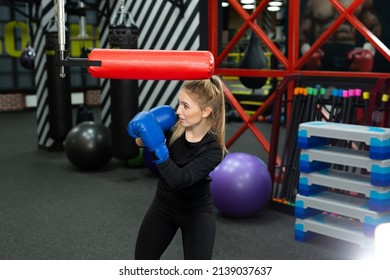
[0,108,369,260]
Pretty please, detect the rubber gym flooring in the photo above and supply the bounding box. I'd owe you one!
[0,108,369,260]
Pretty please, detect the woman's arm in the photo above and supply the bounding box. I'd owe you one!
[157,146,222,189]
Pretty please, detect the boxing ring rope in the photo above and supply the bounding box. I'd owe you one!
[208,0,390,189]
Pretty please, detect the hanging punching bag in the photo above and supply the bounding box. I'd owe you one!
[239,31,268,90]
[45,20,73,148]
[108,8,139,160]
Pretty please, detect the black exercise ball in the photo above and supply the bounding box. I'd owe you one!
[64,121,112,170]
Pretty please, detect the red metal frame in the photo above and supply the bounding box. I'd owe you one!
[208,0,390,177]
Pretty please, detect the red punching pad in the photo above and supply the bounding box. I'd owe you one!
[88,49,214,80]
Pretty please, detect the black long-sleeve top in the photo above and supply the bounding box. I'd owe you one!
[156,131,223,209]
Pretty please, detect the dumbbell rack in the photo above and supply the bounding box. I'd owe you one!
[294,121,390,249]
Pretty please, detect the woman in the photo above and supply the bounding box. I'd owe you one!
[128,75,227,260]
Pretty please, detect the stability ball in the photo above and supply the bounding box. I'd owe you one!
[64,121,112,170]
[210,152,272,217]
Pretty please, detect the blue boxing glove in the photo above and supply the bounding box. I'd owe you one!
[127,111,169,164]
[150,105,177,131]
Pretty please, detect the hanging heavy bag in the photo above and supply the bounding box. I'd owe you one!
[239,31,268,90]
[108,12,140,160]
[46,27,73,145]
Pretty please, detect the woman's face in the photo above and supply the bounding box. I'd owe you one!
[176,90,204,128]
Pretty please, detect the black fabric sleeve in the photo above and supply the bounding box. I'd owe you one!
[156,147,222,189]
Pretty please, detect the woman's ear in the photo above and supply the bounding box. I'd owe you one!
[202,107,212,118]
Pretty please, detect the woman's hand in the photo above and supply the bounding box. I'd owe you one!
[135,137,144,147]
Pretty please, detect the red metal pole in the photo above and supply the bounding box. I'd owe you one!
[208,0,219,59]
[287,0,300,71]
[284,0,301,126]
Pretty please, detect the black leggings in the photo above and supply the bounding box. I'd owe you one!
[134,198,216,260]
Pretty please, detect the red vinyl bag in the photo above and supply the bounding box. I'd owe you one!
[88,49,214,80]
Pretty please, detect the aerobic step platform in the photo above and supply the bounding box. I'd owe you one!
[300,145,390,186]
[298,121,390,160]
[295,192,390,236]
[299,169,390,212]
[295,213,374,249]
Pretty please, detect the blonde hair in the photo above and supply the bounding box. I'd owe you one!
[169,75,227,156]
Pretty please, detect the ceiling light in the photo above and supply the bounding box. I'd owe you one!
[267,6,280,12]
[222,2,229,7]
[240,0,255,4]
[243,4,255,10]
[269,1,283,6]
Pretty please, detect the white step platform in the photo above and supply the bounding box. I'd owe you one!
[300,145,390,186]
[295,121,390,250]
[295,213,375,249]
[299,169,390,212]
[295,192,390,236]
[298,121,390,160]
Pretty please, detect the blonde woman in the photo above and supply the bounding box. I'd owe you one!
[128,75,227,260]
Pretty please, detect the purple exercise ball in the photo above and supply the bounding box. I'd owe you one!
[210,152,272,217]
